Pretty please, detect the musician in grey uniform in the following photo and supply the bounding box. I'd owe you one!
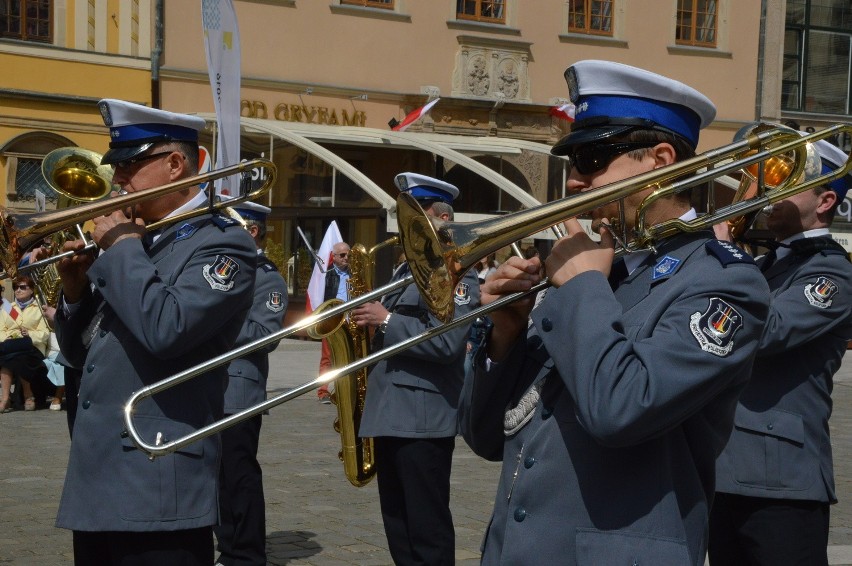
[353,173,481,566]
[709,140,852,565]
[215,201,287,566]
[53,99,257,566]
[459,60,771,565]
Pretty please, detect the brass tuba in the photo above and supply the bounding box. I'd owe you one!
[307,238,396,487]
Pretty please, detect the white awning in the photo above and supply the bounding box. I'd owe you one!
[199,115,561,234]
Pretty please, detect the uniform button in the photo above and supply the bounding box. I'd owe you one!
[99,329,107,338]
[541,318,553,331]
[96,277,106,287]
[120,430,129,438]
[87,364,95,373]
[82,400,91,410]
[514,507,527,522]
[524,456,536,469]
[541,407,552,419]
[767,423,774,431]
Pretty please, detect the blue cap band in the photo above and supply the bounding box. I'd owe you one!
[110,123,200,146]
[408,186,454,204]
[821,162,851,201]
[575,95,702,147]
[234,208,268,221]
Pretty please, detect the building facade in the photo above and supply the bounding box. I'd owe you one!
[160,0,768,316]
[2,1,851,317]
[0,0,154,211]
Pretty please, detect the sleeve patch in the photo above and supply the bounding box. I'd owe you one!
[203,254,241,291]
[689,297,743,356]
[266,291,285,312]
[705,240,755,267]
[454,282,471,306]
[804,276,838,309]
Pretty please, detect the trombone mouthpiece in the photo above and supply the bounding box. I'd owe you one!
[118,189,129,196]
[761,204,774,215]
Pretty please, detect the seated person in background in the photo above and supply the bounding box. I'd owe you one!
[0,275,51,412]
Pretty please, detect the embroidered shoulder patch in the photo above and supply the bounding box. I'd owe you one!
[203,255,240,291]
[652,255,682,281]
[689,297,743,356]
[266,291,285,312]
[804,276,838,309]
[705,240,755,266]
[454,282,471,306]
[174,222,197,241]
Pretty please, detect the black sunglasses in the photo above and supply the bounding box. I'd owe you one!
[335,252,349,258]
[111,150,175,171]
[567,142,657,175]
[12,284,30,290]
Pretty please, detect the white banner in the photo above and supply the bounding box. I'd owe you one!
[202,0,241,197]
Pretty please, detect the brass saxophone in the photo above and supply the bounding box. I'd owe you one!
[308,237,397,487]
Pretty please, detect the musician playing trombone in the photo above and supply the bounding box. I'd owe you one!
[458,60,771,565]
[51,99,257,565]
[709,140,852,565]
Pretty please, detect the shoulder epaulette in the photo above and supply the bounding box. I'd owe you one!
[705,240,756,266]
[211,213,243,230]
[791,236,849,261]
[257,255,278,272]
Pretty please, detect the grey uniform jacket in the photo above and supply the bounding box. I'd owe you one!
[55,213,257,532]
[459,233,770,566]
[225,254,288,413]
[359,265,480,438]
[716,236,852,504]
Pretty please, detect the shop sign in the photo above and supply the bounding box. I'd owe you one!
[241,99,367,127]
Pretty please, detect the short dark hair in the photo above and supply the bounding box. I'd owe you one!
[159,141,200,175]
[244,219,267,241]
[427,201,454,221]
[621,129,697,203]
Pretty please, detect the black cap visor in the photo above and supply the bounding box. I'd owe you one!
[551,116,688,156]
[551,125,635,156]
[101,142,155,166]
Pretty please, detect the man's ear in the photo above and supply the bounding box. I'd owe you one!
[651,143,677,168]
[816,190,838,215]
[166,151,186,180]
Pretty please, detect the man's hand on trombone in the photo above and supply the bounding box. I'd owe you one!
[92,210,146,250]
[480,255,542,361]
[351,301,390,329]
[546,218,615,287]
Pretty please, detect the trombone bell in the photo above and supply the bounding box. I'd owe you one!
[41,147,116,202]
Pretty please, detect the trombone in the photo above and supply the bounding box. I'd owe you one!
[0,152,277,278]
[123,123,852,458]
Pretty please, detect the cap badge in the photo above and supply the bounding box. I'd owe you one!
[804,276,838,309]
[689,297,743,357]
[98,101,113,126]
[566,66,580,104]
[203,254,241,291]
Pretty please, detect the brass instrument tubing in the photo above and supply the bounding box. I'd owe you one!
[125,277,547,459]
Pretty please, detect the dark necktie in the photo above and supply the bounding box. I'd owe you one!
[759,248,776,272]
[608,258,628,290]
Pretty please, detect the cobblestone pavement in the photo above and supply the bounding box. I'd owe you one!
[1,339,852,565]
